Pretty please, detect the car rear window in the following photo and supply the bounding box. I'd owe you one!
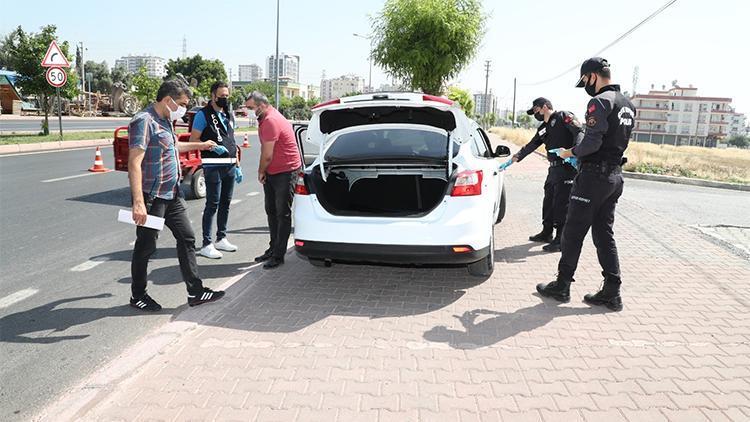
[324,128,458,162]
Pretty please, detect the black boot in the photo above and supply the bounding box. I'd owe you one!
[584,276,623,311]
[536,277,571,302]
[542,230,562,252]
[529,228,553,243]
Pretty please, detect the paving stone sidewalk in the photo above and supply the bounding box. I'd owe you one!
[44,139,750,422]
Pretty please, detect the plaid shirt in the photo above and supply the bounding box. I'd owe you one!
[128,105,181,200]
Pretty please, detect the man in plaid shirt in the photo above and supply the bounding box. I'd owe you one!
[127,80,225,311]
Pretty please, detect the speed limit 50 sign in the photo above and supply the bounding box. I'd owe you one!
[46,67,67,88]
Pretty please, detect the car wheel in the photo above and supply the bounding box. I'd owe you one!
[191,169,206,199]
[468,227,495,277]
[495,185,506,224]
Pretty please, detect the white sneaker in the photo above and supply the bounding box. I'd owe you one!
[215,238,238,252]
[198,244,223,259]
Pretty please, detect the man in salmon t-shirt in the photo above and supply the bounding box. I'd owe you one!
[244,91,301,269]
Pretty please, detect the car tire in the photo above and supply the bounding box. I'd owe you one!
[495,185,506,224]
[191,169,206,199]
[468,227,495,277]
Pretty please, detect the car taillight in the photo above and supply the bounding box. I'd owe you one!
[452,246,474,253]
[294,172,309,195]
[451,170,483,196]
[295,240,305,247]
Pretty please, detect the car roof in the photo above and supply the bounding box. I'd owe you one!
[311,92,458,113]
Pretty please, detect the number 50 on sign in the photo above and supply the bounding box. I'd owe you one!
[46,67,67,88]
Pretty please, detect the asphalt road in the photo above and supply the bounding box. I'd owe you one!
[0,142,748,420]
[0,117,252,133]
[0,135,266,421]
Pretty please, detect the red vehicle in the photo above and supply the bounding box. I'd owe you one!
[113,109,241,199]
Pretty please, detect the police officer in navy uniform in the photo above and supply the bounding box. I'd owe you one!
[190,81,243,259]
[536,57,636,311]
[513,98,583,252]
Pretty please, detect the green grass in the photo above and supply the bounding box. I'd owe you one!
[0,126,256,145]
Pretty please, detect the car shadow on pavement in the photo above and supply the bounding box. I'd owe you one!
[494,242,550,263]
[423,298,607,350]
[173,256,489,333]
[0,294,175,344]
[66,187,132,208]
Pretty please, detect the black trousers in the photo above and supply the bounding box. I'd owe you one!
[263,170,298,259]
[202,166,236,247]
[558,168,624,281]
[131,193,204,298]
[542,165,577,232]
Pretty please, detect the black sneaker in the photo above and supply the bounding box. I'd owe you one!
[254,250,273,262]
[130,294,162,312]
[542,237,561,252]
[188,288,225,307]
[584,289,623,311]
[536,280,571,302]
[529,230,553,243]
[263,257,284,269]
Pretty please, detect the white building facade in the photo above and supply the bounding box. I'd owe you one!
[631,85,734,147]
[320,75,365,101]
[267,54,299,83]
[114,55,167,78]
[238,64,263,82]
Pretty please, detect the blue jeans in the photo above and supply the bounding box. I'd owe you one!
[202,166,236,247]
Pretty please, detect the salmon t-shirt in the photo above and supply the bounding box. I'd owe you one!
[258,107,301,175]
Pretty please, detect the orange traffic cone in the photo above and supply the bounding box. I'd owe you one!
[242,133,249,148]
[88,146,112,173]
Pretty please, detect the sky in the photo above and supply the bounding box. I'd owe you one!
[3,0,748,117]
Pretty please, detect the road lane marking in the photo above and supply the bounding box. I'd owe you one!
[246,192,260,197]
[0,288,39,309]
[70,258,110,272]
[42,172,109,183]
[231,199,242,205]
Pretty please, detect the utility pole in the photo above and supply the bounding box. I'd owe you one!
[511,77,517,127]
[229,68,233,89]
[483,60,491,124]
[274,0,280,108]
[182,36,187,59]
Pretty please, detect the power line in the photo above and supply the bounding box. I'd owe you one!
[520,0,678,87]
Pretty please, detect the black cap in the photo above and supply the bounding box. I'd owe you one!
[526,97,553,115]
[575,57,609,87]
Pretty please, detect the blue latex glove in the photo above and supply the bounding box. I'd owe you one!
[498,159,513,171]
[211,145,229,155]
[564,156,578,167]
[235,166,243,184]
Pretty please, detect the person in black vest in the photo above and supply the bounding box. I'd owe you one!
[536,57,636,311]
[190,81,243,259]
[512,98,583,252]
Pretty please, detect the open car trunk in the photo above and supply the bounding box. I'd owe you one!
[310,164,449,217]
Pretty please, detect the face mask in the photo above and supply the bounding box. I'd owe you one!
[168,98,187,120]
[534,112,544,122]
[585,75,598,97]
[216,97,229,109]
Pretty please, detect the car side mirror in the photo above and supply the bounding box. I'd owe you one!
[494,145,511,158]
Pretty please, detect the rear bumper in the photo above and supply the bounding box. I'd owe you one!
[295,240,489,265]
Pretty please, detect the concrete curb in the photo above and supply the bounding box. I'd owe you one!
[0,139,113,155]
[621,171,750,192]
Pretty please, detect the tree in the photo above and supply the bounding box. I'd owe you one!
[132,66,161,107]
[1,25,79,134]
[372,0,487,95]
[110,65,132,88]
[165,54,226,91]
[727,135,749,148]
[447,86,474,115]
[83,60,112,93]
[342,91,362,97]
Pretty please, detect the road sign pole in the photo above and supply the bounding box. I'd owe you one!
[57,87,63,143]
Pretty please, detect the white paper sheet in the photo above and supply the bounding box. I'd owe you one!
[118,209,165,231]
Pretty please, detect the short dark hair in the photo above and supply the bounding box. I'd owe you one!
[156,80,192,102]
[210,81,229,95]
[596,66,611,79]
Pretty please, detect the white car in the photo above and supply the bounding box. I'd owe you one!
[292,92,510,276]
